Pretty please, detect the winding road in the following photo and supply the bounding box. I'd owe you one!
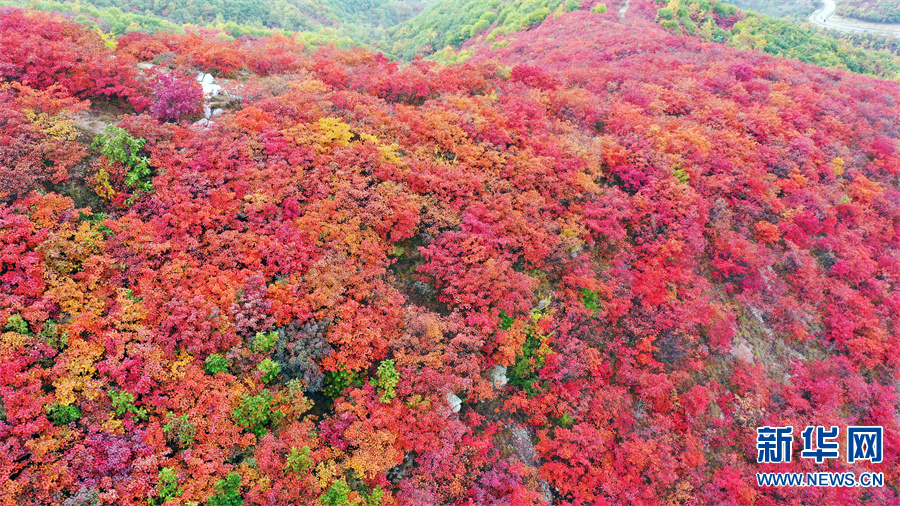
[809,0,900,36]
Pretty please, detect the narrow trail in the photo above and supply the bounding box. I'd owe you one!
[809,0,900,37]
[618,0,630,21]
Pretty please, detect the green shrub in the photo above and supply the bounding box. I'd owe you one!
[206,473,242,506]
[498,310,515,330]
[580,288,602,312]
[257,358,281,383]
[285,445,313,474]
[660,19,681,32]
[204,353,229,374]
[591,3,607,14]
[657,7,674,19]
[364,486,384,506]
[683,19,697,34]
[471,19,490,36]
[508,309,551,397]
[251,330,278,353]
[149,467,183,505]
[375,360,399,403]
[522,7,551,29]
[163,413,196,450]
[320,479,350,506]
[712,26,728,42]
[4,314,29,334]
[491,39,510,50]
[713,2,737,17]
[479,11,499,22]
[47,403,81,426]
[40,319,68,350]
[109,389,148,421]
[92,126,153,193]
[323,369,363,399]
[233,390,275,437]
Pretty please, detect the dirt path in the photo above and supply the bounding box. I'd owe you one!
[618,0,630,21]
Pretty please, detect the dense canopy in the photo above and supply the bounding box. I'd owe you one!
[1,3,899,505]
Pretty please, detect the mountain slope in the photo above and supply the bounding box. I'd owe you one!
[838,0,900,23]
[386,0,580,59]
[1,4,900,506]
[388,0,900,80]
[726,0,817,19]
[0,0,437,45]
[464,9,900,501]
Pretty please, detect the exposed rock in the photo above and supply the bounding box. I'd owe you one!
[509,423,553,502]
[196,72,224,97]
[192,118,216,129]
[730,338,754,364]
[509,424,537,465]
[490,365,507,388]
[197,72,215,86]
[386,451,417,484]
[72,111,111,139]
[189,72,238,130]
[445,393,462,413]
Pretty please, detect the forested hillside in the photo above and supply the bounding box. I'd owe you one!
[389,0,900,79]
[0,0,436,43]
[838,0,900,24]
[7,0,900,74]
[76,0,433,29]
[2,1,900,505]
[386,0,582,60]
[648,0,900,77]
[725,0,816,19]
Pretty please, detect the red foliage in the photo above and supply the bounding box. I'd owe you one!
[149,72,203,122]
[0,83,88,199]
[1,5,899,505]
[0,9,150,108]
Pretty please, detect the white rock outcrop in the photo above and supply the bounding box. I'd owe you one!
[196,72,223,97]
[490,365,507,388]
[445,393,462,413]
